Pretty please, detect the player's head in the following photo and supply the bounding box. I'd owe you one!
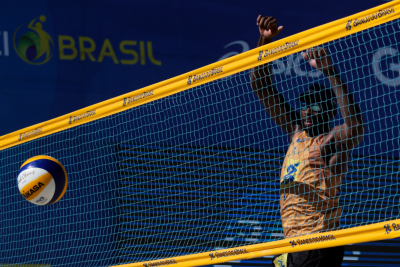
[298,84,337,129]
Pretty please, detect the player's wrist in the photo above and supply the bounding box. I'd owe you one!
[260,35,272,44]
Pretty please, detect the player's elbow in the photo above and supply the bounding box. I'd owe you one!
[348,112,365,138]
[350,123,365,147]
[354,113,365,137]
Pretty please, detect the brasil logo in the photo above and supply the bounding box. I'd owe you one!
[13,15,54,65]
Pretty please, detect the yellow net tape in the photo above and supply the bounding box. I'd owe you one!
[113,219,400,267]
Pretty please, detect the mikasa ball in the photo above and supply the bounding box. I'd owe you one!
[17,155,68,205]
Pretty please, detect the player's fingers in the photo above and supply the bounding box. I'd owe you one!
[276,25,284,34]
[307,49,314,60]
[308,47,318,59]
[311,47,326,58]
[312,49,319,59]
[302,52,310,61]
[263,17,273,29]
[266,18,277,24]
[319,48,328,57]
[313,48,324,59]
[267,18,278,30]
[259,17,266,28]
[257,15,262,25]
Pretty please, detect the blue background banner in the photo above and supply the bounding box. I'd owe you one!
[0,0,393,136]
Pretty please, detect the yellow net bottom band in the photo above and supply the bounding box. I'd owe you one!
[112,219,400,267]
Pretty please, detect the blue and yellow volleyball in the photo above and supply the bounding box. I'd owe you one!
[17,155,68,205]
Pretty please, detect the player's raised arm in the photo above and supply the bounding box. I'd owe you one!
[250,15,300,139]
[303,48,365,150]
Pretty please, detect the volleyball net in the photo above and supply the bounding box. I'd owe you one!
[1,1,400,267]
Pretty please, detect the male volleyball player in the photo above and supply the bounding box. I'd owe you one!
[250,16,364,267]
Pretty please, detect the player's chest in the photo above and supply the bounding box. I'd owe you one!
[280,137,326,186]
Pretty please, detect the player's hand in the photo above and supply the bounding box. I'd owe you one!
[257,15,283,39]
[302,48,334,75]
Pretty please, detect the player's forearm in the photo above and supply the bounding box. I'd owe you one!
[258,35,272,47]
[326,68,364,130]
[250,36,273,91]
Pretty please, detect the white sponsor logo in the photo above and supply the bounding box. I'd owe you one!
[219,40,249,61]
[372,47,400,87]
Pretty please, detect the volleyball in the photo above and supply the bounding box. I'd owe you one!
[17,155,68,205]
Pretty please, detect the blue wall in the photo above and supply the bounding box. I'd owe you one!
[0,0,391,136]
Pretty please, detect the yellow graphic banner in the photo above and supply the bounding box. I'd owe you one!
[0,0,399,150]
[112,219,400,267]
